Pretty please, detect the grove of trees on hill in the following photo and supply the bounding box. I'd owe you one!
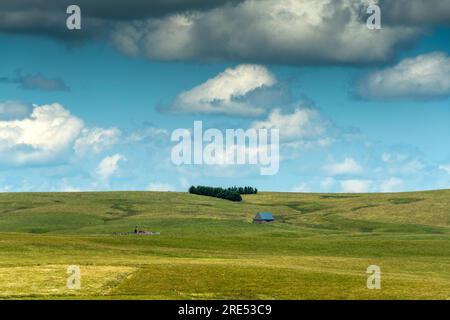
[188,186,258,202]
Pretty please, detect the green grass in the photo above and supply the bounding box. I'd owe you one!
[0,190,449,299]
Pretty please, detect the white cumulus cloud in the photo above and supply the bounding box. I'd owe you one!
[252,107,329,142]
[170,64,276,116]
[0,103,83,164]
[74,127,121,156]
[358,52,450,100]
[97,154,127,181]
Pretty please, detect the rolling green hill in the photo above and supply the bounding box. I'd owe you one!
[0,190,449,299]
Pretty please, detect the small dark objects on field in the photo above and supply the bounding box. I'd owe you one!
[114,228,160,236]
[114,231,160,236]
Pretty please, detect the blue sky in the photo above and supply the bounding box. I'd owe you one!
[1,0,450,193]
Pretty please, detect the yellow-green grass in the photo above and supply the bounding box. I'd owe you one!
[0,190,449,299]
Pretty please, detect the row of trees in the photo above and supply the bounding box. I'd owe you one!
[227,186,258,195]
[188,185,258,201]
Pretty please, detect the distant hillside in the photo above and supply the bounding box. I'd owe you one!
[0,190,449,299]
[0,190,448,235]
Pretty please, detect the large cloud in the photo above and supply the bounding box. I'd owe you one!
[0,0,244,20]
[357,52,450,100]
[0,0,243,40]
[1,1,449,66]
[0,102,120,165]
[169,64,277,116]
[111,0,421,65]
[0,103,83,164]
[0,0,450,65]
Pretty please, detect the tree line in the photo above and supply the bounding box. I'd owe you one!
[226,186,258,195]
[188,185,258,202]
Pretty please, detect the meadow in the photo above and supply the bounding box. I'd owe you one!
[0,190,449,299]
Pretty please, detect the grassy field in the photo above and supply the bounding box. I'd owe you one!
[0,190,449,300]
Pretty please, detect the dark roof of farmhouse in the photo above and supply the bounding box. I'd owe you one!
[254,212,274,220]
